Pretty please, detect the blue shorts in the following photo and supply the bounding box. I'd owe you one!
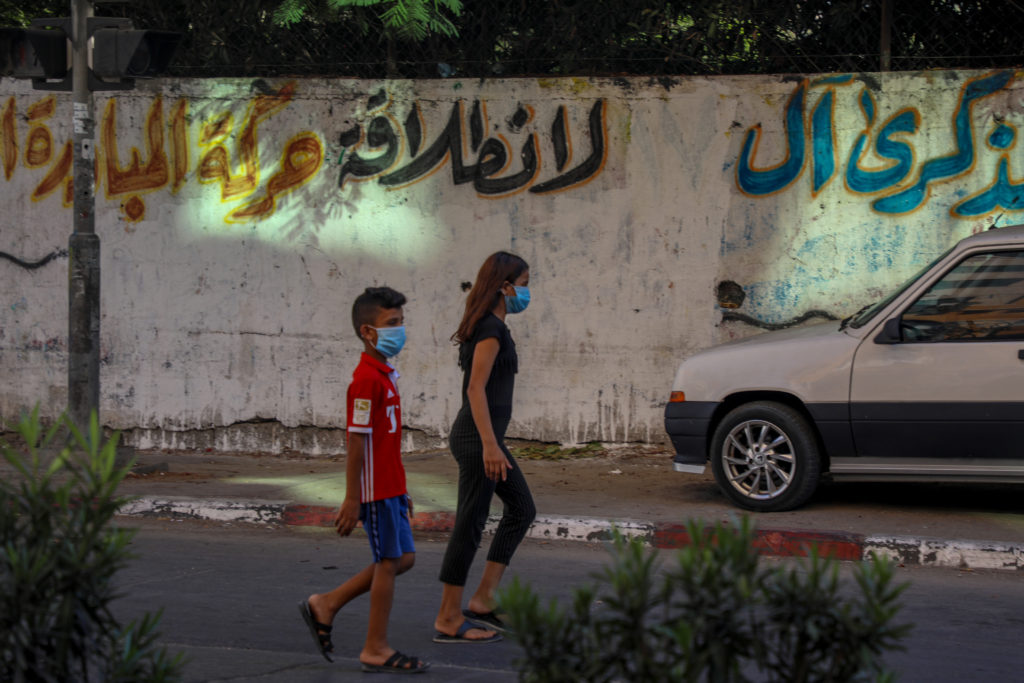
[360,495,415,563]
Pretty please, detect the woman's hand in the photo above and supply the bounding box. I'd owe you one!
[482,442,511,481]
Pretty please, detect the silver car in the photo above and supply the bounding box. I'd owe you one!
[664,224,1024,511]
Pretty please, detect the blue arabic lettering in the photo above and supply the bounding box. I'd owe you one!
[873,70,1014,214]
[736,82,807,196]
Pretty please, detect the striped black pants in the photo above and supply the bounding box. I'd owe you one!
[438,415,536,587]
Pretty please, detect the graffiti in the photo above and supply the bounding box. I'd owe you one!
[952,124,1024,217]
[1,97,15,180]
[0,83,601,226]
[0,247,67,270]
[227,133,322,222]
[199,84,293,202]
[0,95,74,205]
[721,309,838,330]
[28,95,72,205]
[735,70,1020,218]
[1,81,323,224]
[338,91,607,197]
[102,94,170,222]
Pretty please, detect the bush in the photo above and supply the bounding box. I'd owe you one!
[0,408,183,683]
[501,517,912,683]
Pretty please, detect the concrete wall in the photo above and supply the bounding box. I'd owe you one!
[0,70,1017,453]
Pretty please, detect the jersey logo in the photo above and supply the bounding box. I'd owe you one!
[386,389,395,399]
[352,398,371,426]
[386,405,398,433]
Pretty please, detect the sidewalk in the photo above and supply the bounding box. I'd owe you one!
[101,445,1024,572]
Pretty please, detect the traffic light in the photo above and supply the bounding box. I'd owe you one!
[0,17,180,91]
[91,27,181,81]
[0,26,69,80]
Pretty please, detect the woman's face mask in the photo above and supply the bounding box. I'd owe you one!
[505,285,530,314]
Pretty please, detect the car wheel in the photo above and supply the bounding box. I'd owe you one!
[710,401,821,512]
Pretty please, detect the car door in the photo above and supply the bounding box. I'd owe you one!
[849,248,1024,460]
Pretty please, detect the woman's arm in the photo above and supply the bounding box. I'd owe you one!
[467,337,512,481]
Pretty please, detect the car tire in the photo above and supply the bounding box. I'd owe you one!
[710,401,821,512]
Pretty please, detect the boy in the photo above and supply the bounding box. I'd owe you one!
[299,286,428,674]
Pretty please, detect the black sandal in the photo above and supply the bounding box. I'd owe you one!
[361,651,429,674]
[298,600,334,662]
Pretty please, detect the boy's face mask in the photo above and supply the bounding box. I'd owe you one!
[505,286,530,314]
[373,325,406,358]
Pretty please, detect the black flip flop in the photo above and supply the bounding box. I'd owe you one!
[298,600,334,662]
[462,608,513,634]
[361,651,430,674]
[433,620,503,643]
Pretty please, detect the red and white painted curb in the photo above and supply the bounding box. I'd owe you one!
[119,495,1024,572]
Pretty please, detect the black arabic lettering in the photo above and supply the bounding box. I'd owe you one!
[337,116,400,189]
[380,101,474,188]
[475,134,540,195]
[530,99,606,195]
[336,96,607,196]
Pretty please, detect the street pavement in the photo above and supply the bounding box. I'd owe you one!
[91,445,1024,572]
[115,519,1024,682]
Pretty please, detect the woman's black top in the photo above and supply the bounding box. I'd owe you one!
[453,312,518,426]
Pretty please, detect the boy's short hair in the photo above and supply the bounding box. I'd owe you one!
[352,286,407,338]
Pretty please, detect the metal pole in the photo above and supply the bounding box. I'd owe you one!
[67,0,99,433]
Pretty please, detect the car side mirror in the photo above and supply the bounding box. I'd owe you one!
[874,317,903,344]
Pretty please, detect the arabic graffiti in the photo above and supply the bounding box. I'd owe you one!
[337,91,608,197]
[735,70,1019,218]
[195,82,323,223]
[102,94,169,222]
[1,84,606,225]
[0,95,74,205]
[0,81,323,224]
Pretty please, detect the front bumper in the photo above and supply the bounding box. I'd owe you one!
[664,401,718,474]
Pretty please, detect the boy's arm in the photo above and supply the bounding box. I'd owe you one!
[335,431,366,537]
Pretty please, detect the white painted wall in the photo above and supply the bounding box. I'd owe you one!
[0,70,1016,452]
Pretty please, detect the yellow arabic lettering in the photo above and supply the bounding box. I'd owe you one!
[198,81,296,201]
[170,99,189,193]
[228,132,322,222]
[1,97,16,181]
[32,140,72,203]
[102,95,170,197]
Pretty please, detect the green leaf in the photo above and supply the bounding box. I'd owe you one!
[272,0,310,27]
[0,403,183,682]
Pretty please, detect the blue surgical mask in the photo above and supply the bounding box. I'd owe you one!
[373,326,406,357]
[505,286,530,314]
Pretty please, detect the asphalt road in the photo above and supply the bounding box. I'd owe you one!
[113,519,1024,682]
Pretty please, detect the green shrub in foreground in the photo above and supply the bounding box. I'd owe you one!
[0,408,183,683]
[501,517,912,683]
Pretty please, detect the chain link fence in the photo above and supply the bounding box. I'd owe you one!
[44,0,1024,78]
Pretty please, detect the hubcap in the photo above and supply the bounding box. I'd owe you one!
[720,419,796,500]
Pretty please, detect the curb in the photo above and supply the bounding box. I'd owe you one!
[120,495,1024,572]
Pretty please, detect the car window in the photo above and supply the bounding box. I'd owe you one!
[848,245,954,329]
[901,249,1024,341]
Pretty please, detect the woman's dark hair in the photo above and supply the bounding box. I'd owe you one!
[452,251,529,344]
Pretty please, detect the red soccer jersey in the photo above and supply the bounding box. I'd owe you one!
[346,352,406,503]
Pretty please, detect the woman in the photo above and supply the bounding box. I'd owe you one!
[432,251,537,643]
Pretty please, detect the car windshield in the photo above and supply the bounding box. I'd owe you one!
[846,245,956,329]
